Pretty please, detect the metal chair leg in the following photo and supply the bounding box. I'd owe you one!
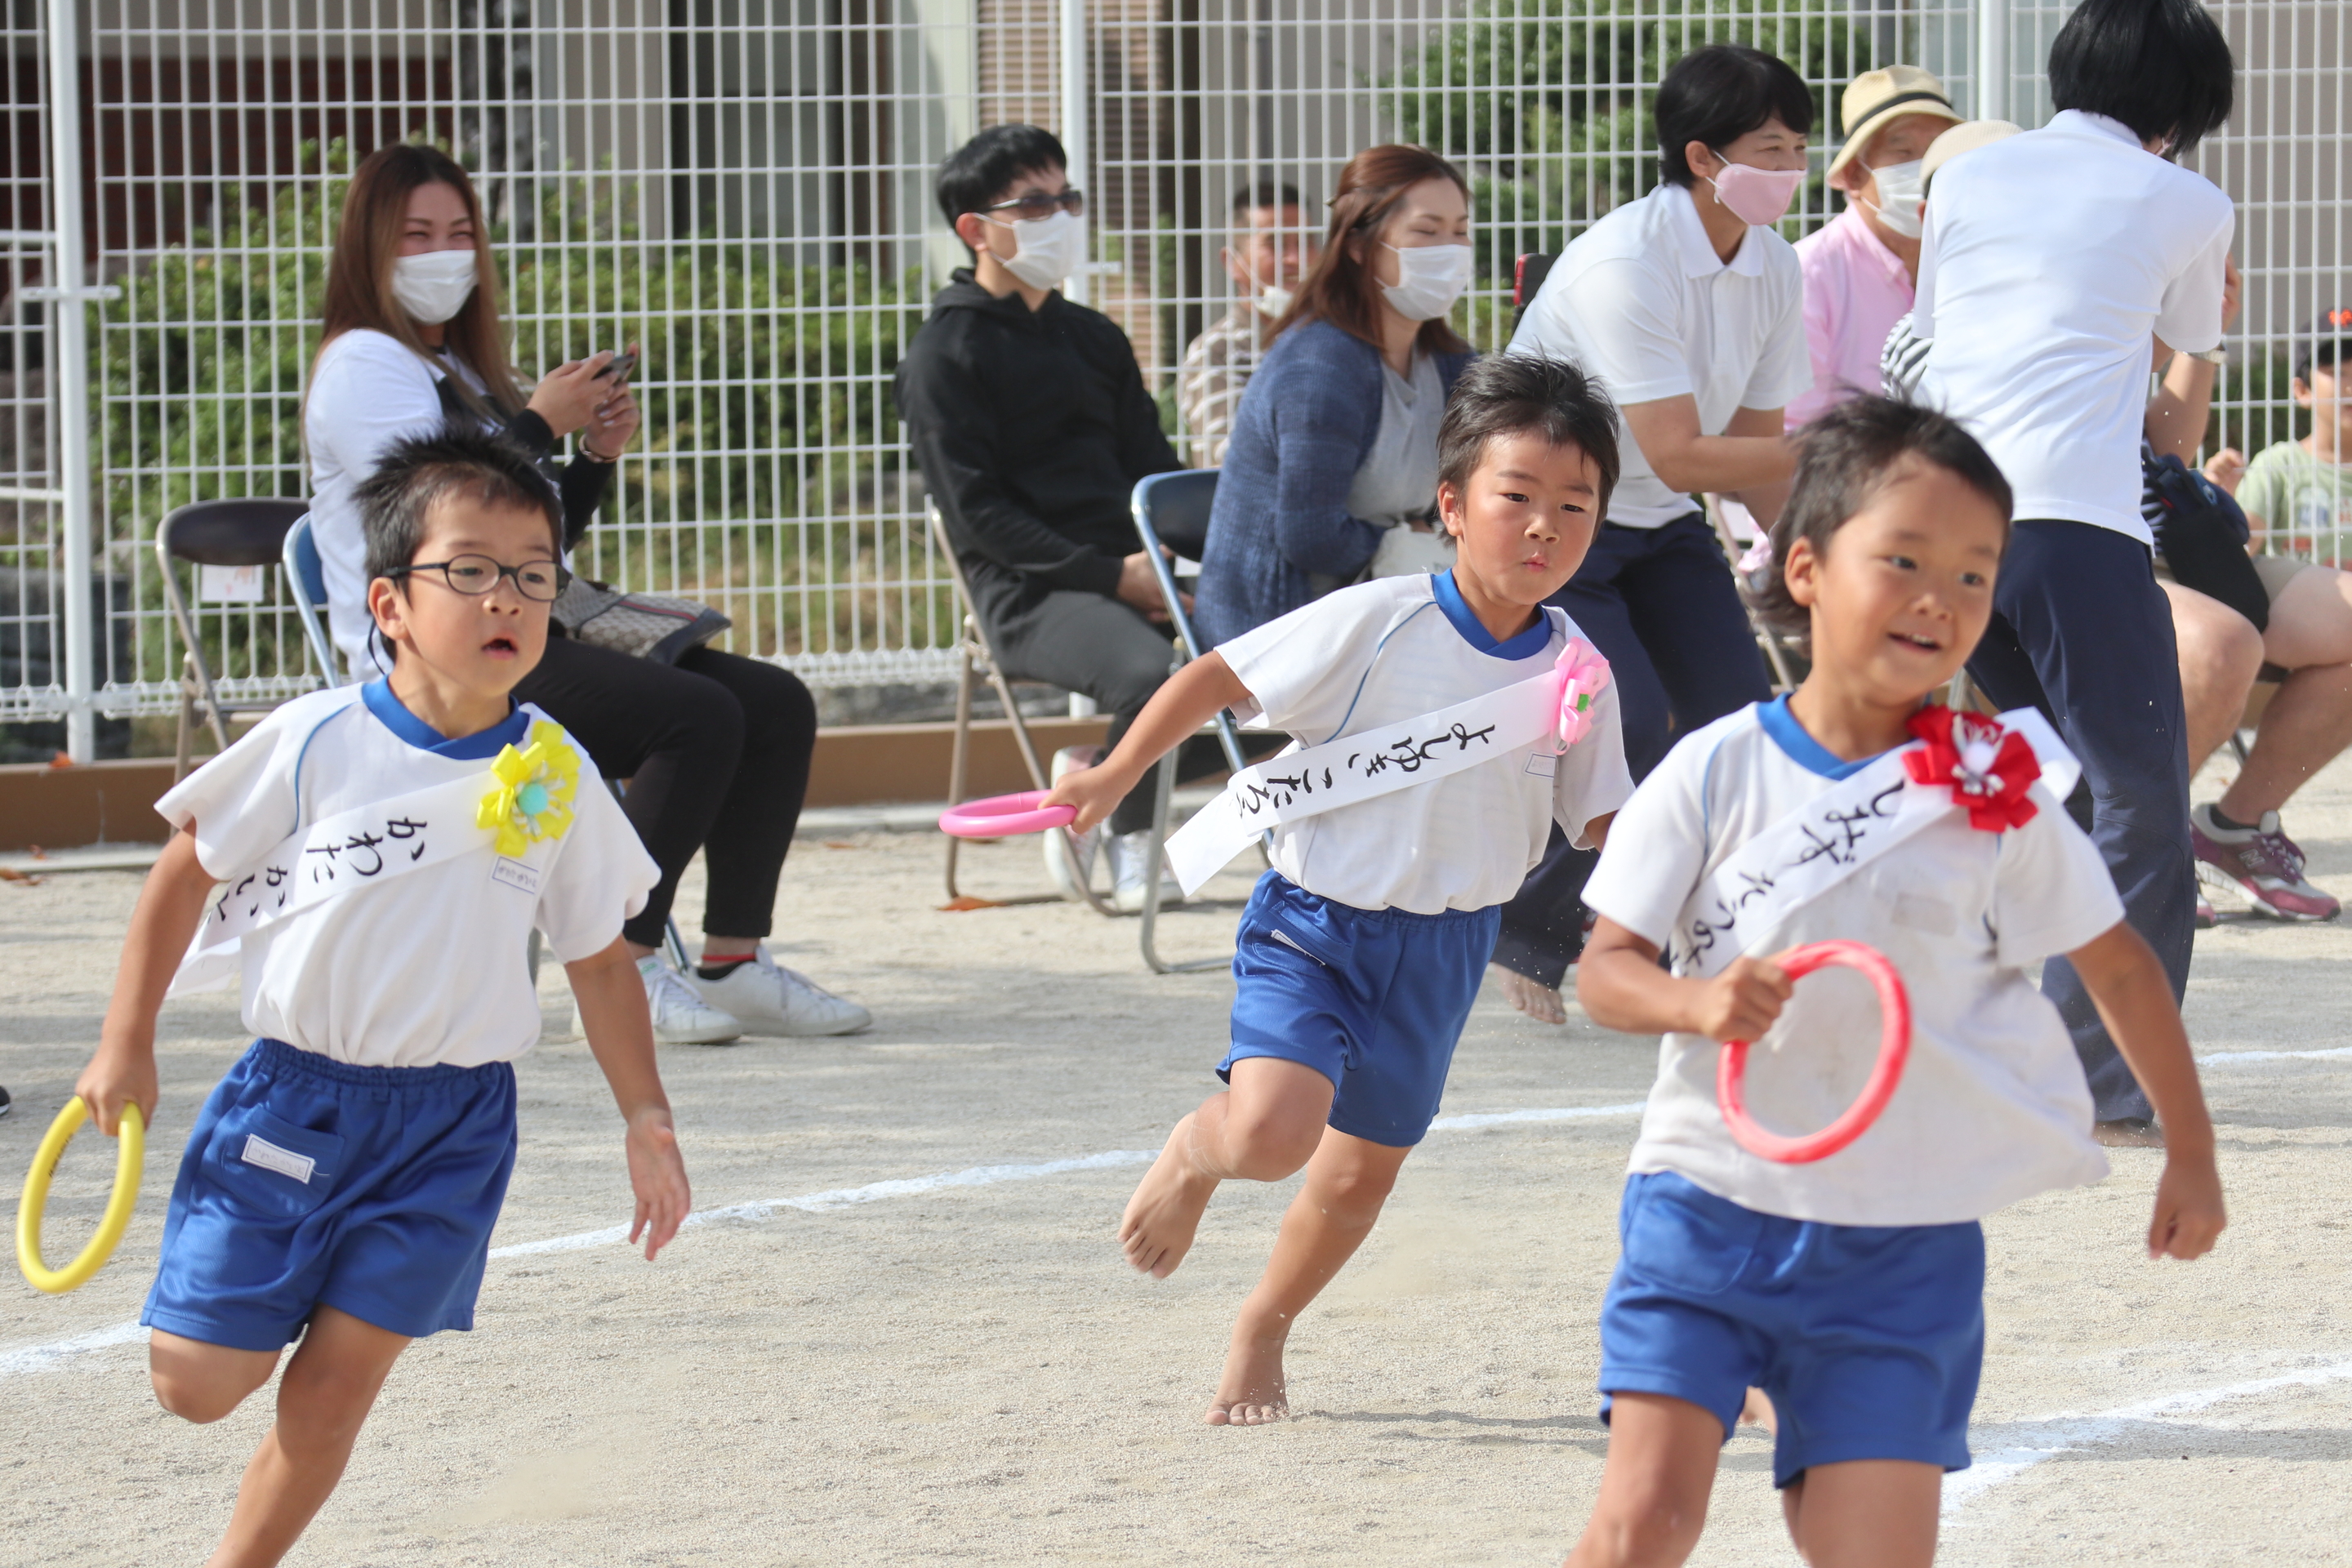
[1138,742,1230,973]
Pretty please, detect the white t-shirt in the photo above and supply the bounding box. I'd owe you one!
[1582,699,2122,1227]
[158,683,659,1068]
[1508,184,1812,529]
[305,330,497,670]
[1217,572,1635,914]
[1914,111,2234,542]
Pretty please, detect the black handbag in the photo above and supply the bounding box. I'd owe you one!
[2147,451,2268,633]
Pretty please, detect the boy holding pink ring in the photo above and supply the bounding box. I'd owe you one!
[1044,355,1635,1425]
[1565,397,2225,1568]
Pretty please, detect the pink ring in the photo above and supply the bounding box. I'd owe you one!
[1717,940,1912,1165]
[938,790,1078,839]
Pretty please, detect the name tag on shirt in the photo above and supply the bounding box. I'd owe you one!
[241,1134,316,1185]
[1523,751,1558,779]
[492,857,541,895]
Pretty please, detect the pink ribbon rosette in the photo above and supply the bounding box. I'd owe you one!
[1554,638,1612,751]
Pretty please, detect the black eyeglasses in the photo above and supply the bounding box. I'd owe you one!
[385,555,570,602]
[982,189,1085,221]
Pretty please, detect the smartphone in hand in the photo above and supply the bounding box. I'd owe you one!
[595,350,639,381]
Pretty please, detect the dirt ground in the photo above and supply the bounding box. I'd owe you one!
[5,754,2352,1566]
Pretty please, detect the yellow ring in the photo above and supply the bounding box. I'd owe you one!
[16,1097,145,1294]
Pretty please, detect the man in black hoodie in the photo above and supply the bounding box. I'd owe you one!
[895,124,1188,910]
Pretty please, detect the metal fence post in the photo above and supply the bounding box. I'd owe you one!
[1058,0,1089,308]
[43,0,99,763]
[1975,0,2009,123]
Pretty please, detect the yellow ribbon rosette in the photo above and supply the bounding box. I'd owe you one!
[477,719,582,858]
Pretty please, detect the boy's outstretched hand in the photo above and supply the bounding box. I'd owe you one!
[1042,753,1135,837]
[626,1109,692,1260]
[2148,1150,2226,1261]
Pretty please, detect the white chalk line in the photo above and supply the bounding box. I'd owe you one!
[2198,1044,2352,1066]
[1944,1356,2352,1516]
[0,1101,1646,1380]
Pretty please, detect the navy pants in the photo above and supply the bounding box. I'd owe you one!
[1493,514,1772,986]
[1966,520,2192,1122]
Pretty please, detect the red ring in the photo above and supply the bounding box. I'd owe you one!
[1717,939,1912,1165]
[938,790,1079,839]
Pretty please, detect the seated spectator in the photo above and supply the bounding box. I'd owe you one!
[1785,66,1962,425]
[892,125,1189,912]
[1175,181,1319,467]
[2185,309,2352,920]
[307,143,867,1045]
[1192,144,1477,649]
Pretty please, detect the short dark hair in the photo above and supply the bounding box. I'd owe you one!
[1757,396,2013,637]
[358,423,564,586]
[936,124,1068,246]
[1656,45,1815,187]
[1232,180,1303,215]
[2048,0,2234,156]
[1437,355,1621,521]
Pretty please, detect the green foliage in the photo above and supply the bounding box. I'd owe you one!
[99,138,929,666]
[1385,0,1869,273]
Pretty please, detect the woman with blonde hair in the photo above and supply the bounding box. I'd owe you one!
[307,141,868,1043]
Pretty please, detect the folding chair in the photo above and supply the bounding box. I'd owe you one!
[1130,469,1255,974]
[930,503,1116,915]
[156,497,314,780]
[1703,496,1802,693]
[281,513,351,688]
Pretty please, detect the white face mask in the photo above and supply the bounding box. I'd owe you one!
[1380,241,1475,323]
[1862,158,1925,239]
[991,209,1083,291]
[1257,284,1293,318]
[390,248,479,325]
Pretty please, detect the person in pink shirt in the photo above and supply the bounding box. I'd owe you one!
[1787,67,1964,425]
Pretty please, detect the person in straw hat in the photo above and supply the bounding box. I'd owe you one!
[1784,66,1964,428]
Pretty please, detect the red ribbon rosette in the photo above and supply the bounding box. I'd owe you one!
[1902,706,2042,831]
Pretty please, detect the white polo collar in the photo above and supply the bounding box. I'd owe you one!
[2051,109,2140,148]
[1663,182,1767,280]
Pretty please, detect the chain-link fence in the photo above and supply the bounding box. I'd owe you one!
[1,0,2345,749]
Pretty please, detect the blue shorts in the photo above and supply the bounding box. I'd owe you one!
[1218,871,1500,1147]
[143,1037,519,1352]
[1598,1171,1984,1488]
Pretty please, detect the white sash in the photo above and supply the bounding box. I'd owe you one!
[1671,707,2080,977]
[169,715,586,996]
[1165,662,1564,896]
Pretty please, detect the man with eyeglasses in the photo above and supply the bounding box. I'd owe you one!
[896,124,1192,911]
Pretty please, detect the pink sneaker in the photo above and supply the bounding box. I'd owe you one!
[2191,804,2341,922]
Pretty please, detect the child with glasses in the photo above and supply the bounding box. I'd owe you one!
[72,425,691,1568]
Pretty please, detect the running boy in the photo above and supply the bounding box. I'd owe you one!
[1044,355,1636,1424]
[74,426,691,1568]
[1565,397,2225,1568]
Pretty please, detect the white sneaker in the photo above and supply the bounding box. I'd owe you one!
[685,945,872,1037]
[574,955,742,1045]
[1107,829,1183,915]
[1043,745,1104,900]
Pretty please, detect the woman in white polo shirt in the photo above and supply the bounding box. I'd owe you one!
[1912,0,2235,1141]
[1494,43,1811,1018]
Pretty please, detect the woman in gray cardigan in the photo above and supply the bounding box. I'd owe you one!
[1192,145,1477,648]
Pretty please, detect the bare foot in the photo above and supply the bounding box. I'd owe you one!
[1493,963,1567,1025]
[1205,1331,1288,1425]
[1120,1115,1219,1279]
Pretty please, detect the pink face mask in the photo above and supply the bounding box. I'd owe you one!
[1706,160,1805,227]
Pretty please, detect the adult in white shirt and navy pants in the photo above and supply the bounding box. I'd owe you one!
[1913,0,2237,1134]
[1499,44,1813,996]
